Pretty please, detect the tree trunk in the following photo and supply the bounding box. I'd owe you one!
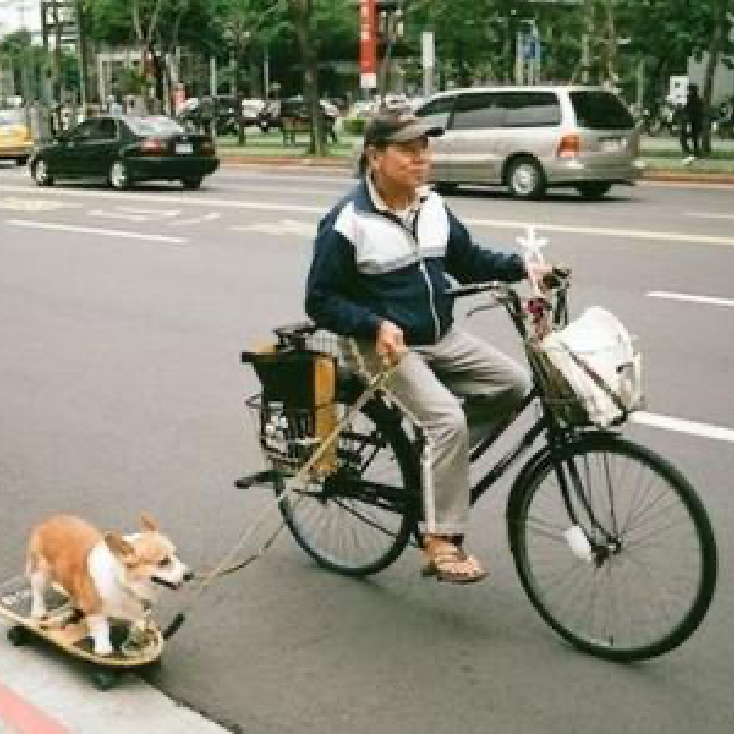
[701,0,729,154]
[290,0,323,156]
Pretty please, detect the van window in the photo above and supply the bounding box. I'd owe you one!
[414,96,454,129]
[452,94,505,129]
[502,92,561,127]
[570,91,634,130]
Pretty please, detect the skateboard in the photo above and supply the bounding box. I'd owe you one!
[0,576,163,690]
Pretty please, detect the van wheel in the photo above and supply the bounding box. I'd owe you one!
[507,157,546,199]
[577,182,612,200]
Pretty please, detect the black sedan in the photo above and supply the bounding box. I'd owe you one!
[29,115,219,190]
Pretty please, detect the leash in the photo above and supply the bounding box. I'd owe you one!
[163,363,397,640]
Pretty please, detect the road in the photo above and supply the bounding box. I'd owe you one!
[0,164,732,733]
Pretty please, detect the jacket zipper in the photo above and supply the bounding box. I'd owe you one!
[379,206,442,343]
[410,211,441,342]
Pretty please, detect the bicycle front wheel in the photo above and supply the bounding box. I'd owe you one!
[508,433,717,661]
[276,399,420,577]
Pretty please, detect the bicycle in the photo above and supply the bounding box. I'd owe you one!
[238,271,717,662]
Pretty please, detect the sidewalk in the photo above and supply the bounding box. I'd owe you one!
[0,621,226,734]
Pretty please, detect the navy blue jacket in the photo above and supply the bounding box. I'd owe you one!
[305,179,526,346]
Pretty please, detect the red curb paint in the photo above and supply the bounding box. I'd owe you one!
[0,681,71,734]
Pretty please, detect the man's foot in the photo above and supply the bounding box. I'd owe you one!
[682,155,695,165]
[421,537,488,584]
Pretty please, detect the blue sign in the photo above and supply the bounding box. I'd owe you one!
[523,37,541,61]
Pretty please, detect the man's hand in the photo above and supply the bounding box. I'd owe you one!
[524,259,554,294]
[376,320,405,366]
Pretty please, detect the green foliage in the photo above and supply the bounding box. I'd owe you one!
[342,116,367,135]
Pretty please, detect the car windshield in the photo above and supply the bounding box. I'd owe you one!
[125,116,184,136]
[569,91,634,130]
[0,109,23,126]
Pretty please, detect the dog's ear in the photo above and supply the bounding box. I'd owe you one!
[140,513,160,532]
[105,532,135,559]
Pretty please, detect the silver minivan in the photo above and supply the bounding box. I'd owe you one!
[414,85,643,199]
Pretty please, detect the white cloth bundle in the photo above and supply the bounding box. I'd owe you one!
[539,307,643,427]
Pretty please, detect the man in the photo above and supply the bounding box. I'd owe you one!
[305,112,551,584]
[681,83,703,164]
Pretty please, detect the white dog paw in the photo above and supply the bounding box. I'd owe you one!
[93,641,114,656]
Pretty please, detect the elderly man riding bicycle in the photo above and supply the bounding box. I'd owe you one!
[305,111,553,583]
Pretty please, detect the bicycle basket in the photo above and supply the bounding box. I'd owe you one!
[244,346,339,475]
[527,306,643,428]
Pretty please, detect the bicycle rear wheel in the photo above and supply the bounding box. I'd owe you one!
[276,399,419,577]
[508,433,717,661]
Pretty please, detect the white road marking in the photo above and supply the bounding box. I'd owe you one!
[172,212,222,226]
[88,209,150,222]
[647,291,734,308]
[0,197,76,212]
[231,218,315,236]
[632,411,734,444]
[462,216,734,248]
[2,183,732,248]
[685,211,734,220]
[5,219,186,244]
[115,206,181,217]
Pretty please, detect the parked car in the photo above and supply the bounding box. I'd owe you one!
[413,85,642,199]
[29,115,219,190]
[257,98,338,139]
[0,108,33,164]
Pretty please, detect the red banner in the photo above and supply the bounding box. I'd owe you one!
[359,0,377,89]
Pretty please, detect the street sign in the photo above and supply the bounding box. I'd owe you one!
[523,36,541,62]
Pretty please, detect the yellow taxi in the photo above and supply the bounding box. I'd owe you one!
[0,109,33,165]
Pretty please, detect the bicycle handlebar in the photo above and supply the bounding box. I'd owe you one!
[446,267,571,300]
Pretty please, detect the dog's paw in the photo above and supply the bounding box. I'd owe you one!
[93,641,115,657]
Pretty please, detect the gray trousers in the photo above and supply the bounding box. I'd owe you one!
[349,328,531,535]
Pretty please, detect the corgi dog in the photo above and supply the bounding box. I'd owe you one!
[26,513,192,656]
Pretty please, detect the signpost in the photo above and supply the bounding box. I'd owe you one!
[359,0,377,91]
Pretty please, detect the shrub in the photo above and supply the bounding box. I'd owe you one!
[342,116,367,136]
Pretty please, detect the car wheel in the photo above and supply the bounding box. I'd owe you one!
[15,156,28,166]
[507,157,546,199]
[109,161,130,190]
[182,176,203,190]
[576,182,612,200]
[31,159,53,186]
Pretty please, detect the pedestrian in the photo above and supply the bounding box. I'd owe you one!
[305,112,552,584]
[681,83,703,164]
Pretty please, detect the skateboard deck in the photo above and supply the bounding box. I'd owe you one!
[0,576,163,689]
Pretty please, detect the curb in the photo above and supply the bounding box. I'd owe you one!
[218,155,734,184]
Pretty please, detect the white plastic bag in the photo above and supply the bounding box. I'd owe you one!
[539,307,643,427]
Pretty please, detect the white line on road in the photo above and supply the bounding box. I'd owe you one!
[115,206,181,217]
[4,219,187,244]
[685,211,734,220]
[3,183,734,247]
[462,216,734,248]
[88,209,151,222]
[647,291,734,308]
[632,411,734,444]
[172,212,222,226]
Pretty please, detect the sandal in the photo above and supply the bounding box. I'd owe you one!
[421,544,488,585]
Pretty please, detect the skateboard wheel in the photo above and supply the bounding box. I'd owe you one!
[7,625,30,646]
[91,669,120,691]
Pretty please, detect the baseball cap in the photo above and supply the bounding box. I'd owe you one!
[363,112,444,147]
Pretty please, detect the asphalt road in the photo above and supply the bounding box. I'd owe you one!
[0,164,732,734]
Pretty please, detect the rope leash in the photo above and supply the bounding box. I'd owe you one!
[163,364,397,640]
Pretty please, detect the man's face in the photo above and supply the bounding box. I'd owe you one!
[369,136,432,191]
